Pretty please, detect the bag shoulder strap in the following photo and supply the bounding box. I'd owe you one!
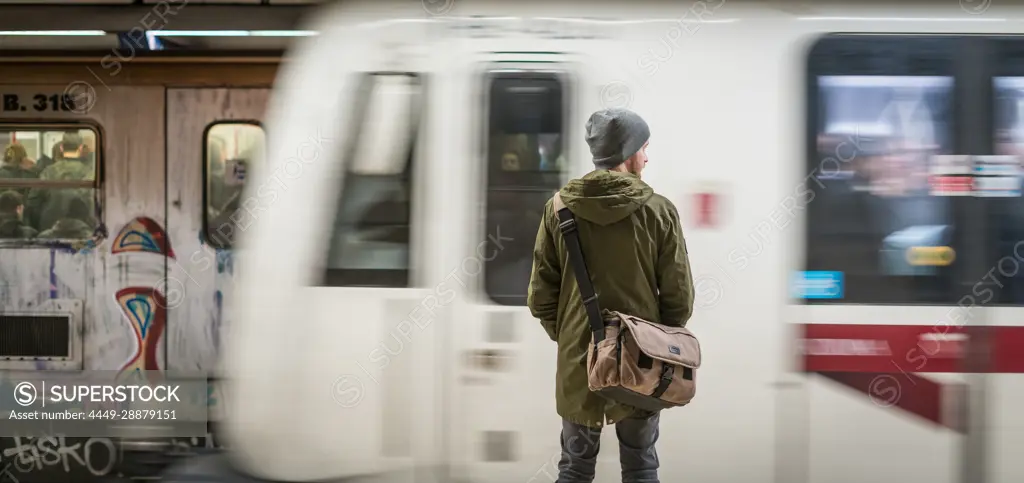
[552,192,605,341]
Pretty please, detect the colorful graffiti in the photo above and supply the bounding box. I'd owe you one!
[115,287,167,381]
[110,216,176,382]
[111,216,175,259]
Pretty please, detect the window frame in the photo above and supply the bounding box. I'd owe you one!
[317,71,424,288]
[0,121,104,245]
[801,34,977,306]
[480,66,573,306]
[201,119,265,250]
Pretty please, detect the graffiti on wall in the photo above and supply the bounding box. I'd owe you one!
[114,287,167,381]
[215,249,232,276]
[1,436,118,477]
[0,213,240,483]
[0,433,227,483]
[110,216,174,258]
[111,216,175,383]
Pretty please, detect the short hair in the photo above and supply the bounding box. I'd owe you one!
[61,132,83,151]
[4,143,27,164]
[0,190,23,213]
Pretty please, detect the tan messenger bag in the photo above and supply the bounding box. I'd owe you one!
[553,193,701,412]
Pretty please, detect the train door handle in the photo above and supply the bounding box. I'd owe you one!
[465,348,511,371]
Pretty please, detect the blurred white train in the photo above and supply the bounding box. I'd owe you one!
[181,1,1024,483]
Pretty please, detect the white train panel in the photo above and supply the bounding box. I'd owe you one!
[219,2,1024,483]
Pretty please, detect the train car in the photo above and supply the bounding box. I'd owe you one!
[0,52,279,482]
[165,1,1024,483]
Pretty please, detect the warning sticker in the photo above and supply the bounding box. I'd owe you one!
[927,155,1022,197]
[973,155,1021,197]
[929,155,974,196]
[929,175,973,196]
[792,271,844,300]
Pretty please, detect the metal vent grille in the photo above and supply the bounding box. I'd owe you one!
[0,315,71,358]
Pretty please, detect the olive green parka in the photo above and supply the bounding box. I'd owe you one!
[527,169,694,428]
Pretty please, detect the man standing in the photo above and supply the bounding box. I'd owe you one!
[527,108,694,483]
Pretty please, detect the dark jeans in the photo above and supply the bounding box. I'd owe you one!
[556,412,660,483]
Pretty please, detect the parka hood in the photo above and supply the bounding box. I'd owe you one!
[558,169,654,226]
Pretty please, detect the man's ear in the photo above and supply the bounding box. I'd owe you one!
[627,155,640,173]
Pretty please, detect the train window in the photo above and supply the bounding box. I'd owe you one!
[0,126,100,241]
[320,73,422,288]
[806,74,957,304]
[349,76,418,176]
[203,122,266,249]
[483,72,567,306]
[990,75,1024,304]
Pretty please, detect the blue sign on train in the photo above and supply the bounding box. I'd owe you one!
[792,271,844,299]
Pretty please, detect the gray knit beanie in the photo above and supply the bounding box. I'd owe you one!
[584,108,650,169]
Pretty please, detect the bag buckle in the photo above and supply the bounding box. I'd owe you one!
[558,218,577,235]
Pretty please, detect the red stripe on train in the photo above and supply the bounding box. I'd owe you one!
[793,323,1024,433]
[798,324,1024,373]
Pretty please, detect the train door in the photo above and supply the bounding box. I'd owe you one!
[164,88,269,426]
[792,35,987,483]
[978,37,1024,483]
[448,58,582,483]
[304,71,441,476]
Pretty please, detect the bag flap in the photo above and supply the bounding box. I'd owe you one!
[616,313,701,368]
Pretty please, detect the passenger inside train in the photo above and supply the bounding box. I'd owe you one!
[37,196,95,239]
[0,142,36,190]
[0,123,265,248]
[0,128,99,241]
[0,190,34,239]
[205,123,264,248]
